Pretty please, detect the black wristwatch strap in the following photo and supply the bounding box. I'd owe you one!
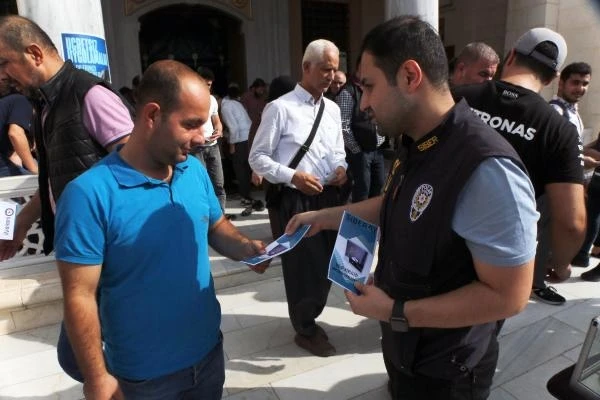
[390,300,410,332]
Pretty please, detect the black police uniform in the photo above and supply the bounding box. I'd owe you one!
[377,100,524,399]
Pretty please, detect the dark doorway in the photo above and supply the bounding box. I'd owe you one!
[0,0,17,15]
[301,0,349,71]
[138,4,246,97]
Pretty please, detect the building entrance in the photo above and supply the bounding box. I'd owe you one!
[138,3,245,97]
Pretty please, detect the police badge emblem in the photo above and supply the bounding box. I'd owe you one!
[410,184,433,222]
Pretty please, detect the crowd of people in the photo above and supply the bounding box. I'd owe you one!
[0,11,596,400]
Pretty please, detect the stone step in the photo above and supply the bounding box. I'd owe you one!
[0,257,282,336]
[0,193,278,335]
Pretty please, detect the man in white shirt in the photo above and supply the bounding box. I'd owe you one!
[221,83,255,207]
[550,62,591,137]
[249,39,348,357]
[194,67,227,213]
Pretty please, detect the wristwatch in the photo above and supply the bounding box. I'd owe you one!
[389,300,410,332]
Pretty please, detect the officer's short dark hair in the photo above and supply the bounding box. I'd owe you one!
[560,62,592,81]
[360,16,449,88]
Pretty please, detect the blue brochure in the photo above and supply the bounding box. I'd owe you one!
[328,211,380,294]
[241,225,311,266]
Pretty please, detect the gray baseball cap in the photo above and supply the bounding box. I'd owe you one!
[514,27,567,72]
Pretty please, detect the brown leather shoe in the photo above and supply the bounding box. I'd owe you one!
[294,332,336,357]
[315,325,328,340]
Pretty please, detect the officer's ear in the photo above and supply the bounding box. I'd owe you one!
[396,60,422,93]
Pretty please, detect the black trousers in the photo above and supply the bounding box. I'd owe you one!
[275,186,343,336]
[232,141,252,199]
[385,336,498,400]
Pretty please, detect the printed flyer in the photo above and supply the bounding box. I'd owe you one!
[328,211,379,294]
[0,201,17,240]
[241,225,311,266]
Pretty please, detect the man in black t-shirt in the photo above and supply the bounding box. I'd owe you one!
[453,27,586,306]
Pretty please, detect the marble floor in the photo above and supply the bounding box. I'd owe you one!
[0,196,598,399]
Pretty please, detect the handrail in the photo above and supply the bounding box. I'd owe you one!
[0,175,53,272]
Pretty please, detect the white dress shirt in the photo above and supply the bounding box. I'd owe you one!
[550,95,584,136]
[249,84,347,186]
[221,96,252,144]
[200,95,219,147]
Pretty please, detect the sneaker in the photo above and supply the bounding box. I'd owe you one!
[241,197,254,206]
[252,200,265,211]
[531,286,566,306]
[241,206,253,217]
[571,254,590,268]
[581,264,600,282]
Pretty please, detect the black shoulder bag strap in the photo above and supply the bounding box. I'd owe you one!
[264,99,326,212]
[287,99,325,169]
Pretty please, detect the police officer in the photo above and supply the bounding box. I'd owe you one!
[285,16,538,399]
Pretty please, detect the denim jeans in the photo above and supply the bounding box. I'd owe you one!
[58,323,224,399]
[348,149,385,202]
[118,339,225,400]
[193,144,226,211]
[0,160,31,177]
[574,175,600,263]
[533,195,551,289]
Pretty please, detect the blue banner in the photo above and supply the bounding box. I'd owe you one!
[61,33,111,82]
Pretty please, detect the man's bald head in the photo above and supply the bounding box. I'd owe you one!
[451,42,499,85]
[136,60,209,116]
[0,15,57,54]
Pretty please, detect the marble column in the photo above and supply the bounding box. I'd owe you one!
[243,0,292,83]
[16,0,111,81]
[385,0,439,31]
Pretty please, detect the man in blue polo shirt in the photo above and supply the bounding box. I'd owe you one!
[54,60,269,400]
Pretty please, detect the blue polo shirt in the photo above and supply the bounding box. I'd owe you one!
[55,150,223,380]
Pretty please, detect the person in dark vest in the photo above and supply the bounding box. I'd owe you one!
[336,56,386,202]
[0,15,133,382]
[285,16,538,399]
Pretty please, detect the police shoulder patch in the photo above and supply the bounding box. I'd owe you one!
[409,184,433,222]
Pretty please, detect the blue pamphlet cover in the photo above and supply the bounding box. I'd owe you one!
[241,225,311,266]
[328,211,379,294]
